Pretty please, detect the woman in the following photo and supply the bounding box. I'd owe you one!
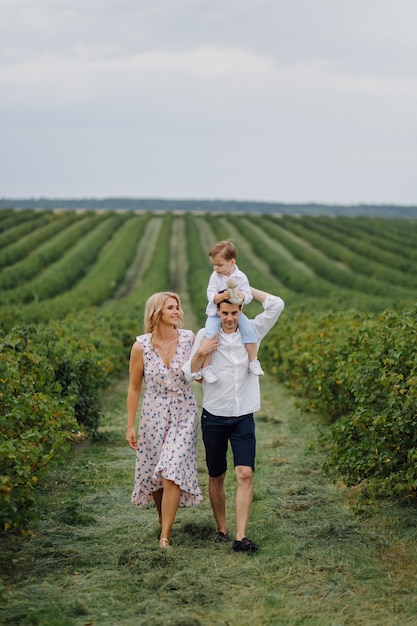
[126,292,202,548]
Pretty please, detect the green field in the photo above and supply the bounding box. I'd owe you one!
[1,208,417,625]
[1,209,417,330]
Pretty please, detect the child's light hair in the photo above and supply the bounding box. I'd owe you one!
[209,240,237,261]
[144,292,184,340]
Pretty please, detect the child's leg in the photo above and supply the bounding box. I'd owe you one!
[238,314,264,375]
[202,315,221,382]
[238,313,258,361]
[245,343,258,362]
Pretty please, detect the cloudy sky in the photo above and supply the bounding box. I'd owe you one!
[1,0,416,204]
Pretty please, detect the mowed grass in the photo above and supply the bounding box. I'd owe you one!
[2,376,417,626]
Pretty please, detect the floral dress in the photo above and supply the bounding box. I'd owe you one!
[131,329,202,508]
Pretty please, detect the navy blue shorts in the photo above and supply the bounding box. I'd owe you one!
[201,409,256,477]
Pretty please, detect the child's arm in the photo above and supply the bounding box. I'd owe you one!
[236,271,253,305]
[207,272,220,305]
[207,273,230,306]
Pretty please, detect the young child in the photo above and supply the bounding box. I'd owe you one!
[201,240,264,383]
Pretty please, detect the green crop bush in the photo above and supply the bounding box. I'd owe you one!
[262,304,417,503]
[35,313,126,434]
[0,308,130,531]
[0,326,78,531]
[322,306,417,500]
[262,309,368,419]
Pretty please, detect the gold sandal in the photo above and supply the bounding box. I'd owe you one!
[159,538,172,548]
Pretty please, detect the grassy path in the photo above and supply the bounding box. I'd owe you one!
[2,375,417,625]
[170,217,199,331]
[112,217,163,300]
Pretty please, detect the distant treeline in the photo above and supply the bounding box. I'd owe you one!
[1,197,417,218]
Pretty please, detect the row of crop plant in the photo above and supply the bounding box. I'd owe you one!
[311,215,417,258]
[0,214,151,330]
[0,213,100,292]
[278,215,417,282]
[2,210,417,530]
[258,215,414,299]
[0,209,49,233]
[0,211,58,250]
[0,212,83,269]
[210,214,409,313]
[2,209,416,322]
[247,215,416,310]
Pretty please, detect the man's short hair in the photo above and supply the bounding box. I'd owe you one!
[217,296,243,310]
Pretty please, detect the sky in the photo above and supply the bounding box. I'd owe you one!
[1,0,416,205]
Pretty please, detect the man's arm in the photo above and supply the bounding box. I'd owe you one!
[182,330,219,381]
[251,287,270,303]
[251,288,285,341]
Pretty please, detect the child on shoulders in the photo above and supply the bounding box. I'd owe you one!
[201,240,264,383]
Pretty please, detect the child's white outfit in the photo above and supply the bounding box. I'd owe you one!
[203,265,263,381]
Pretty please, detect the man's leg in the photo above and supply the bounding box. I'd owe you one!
[201,409,229,535]
[229,414,257,547]
[234,465,254,541]
[208,472,227,535]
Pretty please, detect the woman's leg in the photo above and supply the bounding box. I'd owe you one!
[159,478,181,545]
[152,488,163,526]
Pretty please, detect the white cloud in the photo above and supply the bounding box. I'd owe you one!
[0,0,416,203]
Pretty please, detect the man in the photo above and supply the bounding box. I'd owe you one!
[183,287,285,552]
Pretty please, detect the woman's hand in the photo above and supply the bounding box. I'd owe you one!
[198,334,220,357]
[126,426,138,450]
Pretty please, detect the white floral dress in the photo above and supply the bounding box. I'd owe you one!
[131,329,202,508]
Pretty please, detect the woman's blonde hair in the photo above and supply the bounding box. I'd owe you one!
[144,292,184,337]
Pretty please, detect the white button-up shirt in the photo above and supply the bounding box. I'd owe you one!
[206,264,253,316]
[183,295,285,417]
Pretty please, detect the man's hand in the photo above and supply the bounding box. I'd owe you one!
[250,287,270,303]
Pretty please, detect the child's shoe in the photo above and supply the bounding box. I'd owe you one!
[201,366,218,383]
[249,359,264,376]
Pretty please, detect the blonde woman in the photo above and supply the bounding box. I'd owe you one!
[126,292,209,548]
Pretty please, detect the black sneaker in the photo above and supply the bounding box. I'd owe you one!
[214,531,229,543]
[232,537,259,553]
